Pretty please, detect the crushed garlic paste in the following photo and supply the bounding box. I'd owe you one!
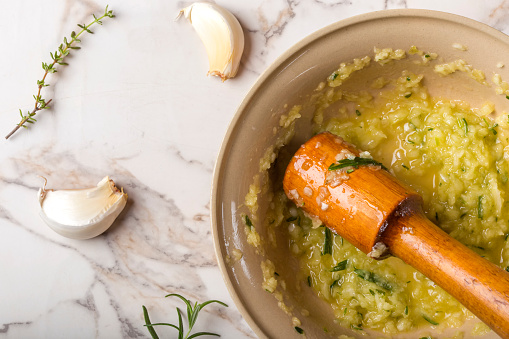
[242,46,509,336]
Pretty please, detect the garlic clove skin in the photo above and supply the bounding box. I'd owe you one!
[178,2,244,81]
[38,176,128,240]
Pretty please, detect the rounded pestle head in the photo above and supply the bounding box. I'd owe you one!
[282,132,422,256]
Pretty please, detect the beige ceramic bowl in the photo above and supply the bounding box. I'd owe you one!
[212,9,509,339]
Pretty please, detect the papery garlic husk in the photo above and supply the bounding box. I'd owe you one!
[38,176,128,240]
[178,2,244,81]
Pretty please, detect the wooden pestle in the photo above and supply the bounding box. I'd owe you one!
[283,131,509,338]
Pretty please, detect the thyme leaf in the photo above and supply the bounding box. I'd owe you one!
[143,294,228,339]
[6,6,114,139]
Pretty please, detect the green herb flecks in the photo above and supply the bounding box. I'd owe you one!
[422,315,439,326]
[286,216,297,222]
[404,306,408,315]
[458,118,468,136]
[351,324,363,331]
[330,279,340,294]
[354,269,393,291]
[143,294,228,339]
[355,110,361,116]
[295,327,304,334]
[424,54,430,58]
[322,227,333,255]
[328,157,387,172]
[404,93,412,98]
[307,276,312,287]
[478,195,483,219]
[330,259,348,272]
[331,73,338,80]
[244,215,253,228]
[402,164,410,170]
[6,6,114,140]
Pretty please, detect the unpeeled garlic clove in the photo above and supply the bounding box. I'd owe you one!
[177,2,244,81]
[38,176,128,240]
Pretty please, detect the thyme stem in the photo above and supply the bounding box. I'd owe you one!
[5,6,114,140]
[5,99,53,139]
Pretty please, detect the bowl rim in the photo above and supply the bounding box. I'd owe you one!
[210,8,509,338]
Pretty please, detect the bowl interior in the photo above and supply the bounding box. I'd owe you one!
[212,9,509,339]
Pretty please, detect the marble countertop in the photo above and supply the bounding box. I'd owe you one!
[1,0,509,338]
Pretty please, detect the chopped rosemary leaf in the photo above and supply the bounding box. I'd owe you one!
[307,276,312,287]
[478,195,483,219]
[354,269,393,290]
[330,279,340,293]
[331,73,338,80]
[286,216,298,222]
[330,259,348,272]
[506,95,509,100]
[355,110,361,116]
[406,76,411,81]
[402,164,410,170]
[369,289,375,296]
[344,307,347,315]
[404,305,408,315]
[328,157,387,171]
[422,315,439,325]
[322,228,333,255]
[244,215,253,227]
[424,54,430,58]
[404,93,412,98]
[351,325,363,331]
[295,327,304,334]
[428,127,434,131]
[461,118,468,135]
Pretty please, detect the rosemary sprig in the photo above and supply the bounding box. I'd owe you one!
[5,6,114,140]
[143,293,228,339]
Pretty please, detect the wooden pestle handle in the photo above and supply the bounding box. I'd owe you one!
[384,206,509,338]
[283,132,509,338]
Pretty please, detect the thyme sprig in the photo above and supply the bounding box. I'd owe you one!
[5,6,114,140]
[143,293,228,339]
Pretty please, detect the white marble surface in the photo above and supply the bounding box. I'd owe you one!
[1,0,509,338]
